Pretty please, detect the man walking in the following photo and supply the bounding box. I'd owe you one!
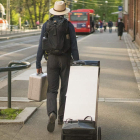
[108,20,113,33]
[36,1,79,132]
[118,19,125,40]
[103,20,107,32]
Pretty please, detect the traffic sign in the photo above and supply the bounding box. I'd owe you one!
[118,6,123,11]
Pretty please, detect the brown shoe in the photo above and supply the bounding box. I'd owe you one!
[47,112,56,132]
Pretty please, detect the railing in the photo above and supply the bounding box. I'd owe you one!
[0,25,42,36]
[0,61,31,108]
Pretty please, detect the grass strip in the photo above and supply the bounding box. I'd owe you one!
[0,108,23,119]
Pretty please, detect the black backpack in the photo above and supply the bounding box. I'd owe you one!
[42,16,71,55]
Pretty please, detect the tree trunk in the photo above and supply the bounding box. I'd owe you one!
[26,0,34,27]
[41,0,49,23]
[33,0,37,27]
[39,1,42,24]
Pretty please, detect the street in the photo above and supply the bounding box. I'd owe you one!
[0,34,88,81]
[0,29,140,140]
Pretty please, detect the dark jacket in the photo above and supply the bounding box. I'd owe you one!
[118,22,125,32]
[108,21,113,27]
[36,18,79,69]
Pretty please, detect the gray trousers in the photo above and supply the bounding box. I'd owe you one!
[47,54,71,117]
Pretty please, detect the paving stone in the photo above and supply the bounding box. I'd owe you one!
[127,49,131,52]
[136,62,140,67]
[132,67,138,70]
[138,84,140,90]
[132,62,137,67]
[134,72,140,78]
[132,54,137,57]
[134,59,139,63]
[134,69,139,73]
[130,58,134,62]
[134,56,138,59]
[136,77,140,83]
[128,53,133,57]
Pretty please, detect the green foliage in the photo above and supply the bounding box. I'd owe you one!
[0,109,23,120]
[71,0,123,22]
[0,0,56,27]
[0,0,122,25]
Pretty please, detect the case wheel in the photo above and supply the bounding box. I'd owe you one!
[98,127,101,140]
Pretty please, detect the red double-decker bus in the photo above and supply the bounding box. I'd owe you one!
[68,9,95,33]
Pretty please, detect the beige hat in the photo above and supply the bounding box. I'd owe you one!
[49,1,70,15]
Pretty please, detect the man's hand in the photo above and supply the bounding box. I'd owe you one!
[37,68,43,74]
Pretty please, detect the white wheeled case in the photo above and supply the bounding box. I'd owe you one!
[28,73,48,101]
[61,60,101,140]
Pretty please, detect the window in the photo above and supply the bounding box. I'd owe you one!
[70,15,88,21]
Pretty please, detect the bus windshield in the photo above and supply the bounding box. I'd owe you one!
[70,15,88,21]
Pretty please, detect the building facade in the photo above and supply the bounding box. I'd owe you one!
[123,0,128,32]
[127,0,140,46]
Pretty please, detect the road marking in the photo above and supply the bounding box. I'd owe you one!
[77,34,93,43]
[0,43,20,49]
[0,45,38,58]
[99,98,140,103]
[0,97,33,102]
[0,97,140,103]
[0,33,40,44]
[0,39,38,49]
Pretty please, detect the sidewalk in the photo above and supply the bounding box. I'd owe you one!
[0,31,140,140]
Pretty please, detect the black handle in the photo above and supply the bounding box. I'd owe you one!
[72,60,100,67]
[84,116,93,121]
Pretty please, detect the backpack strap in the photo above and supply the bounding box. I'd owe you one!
[44,20,50,38]
[66,21,70,34]
[45,16,55,37]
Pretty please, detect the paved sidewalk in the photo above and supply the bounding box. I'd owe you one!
[0,31,140,140]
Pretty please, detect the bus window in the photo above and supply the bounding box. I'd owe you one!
[70,15,88,21]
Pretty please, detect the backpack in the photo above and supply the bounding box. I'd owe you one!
[42,16,71,55]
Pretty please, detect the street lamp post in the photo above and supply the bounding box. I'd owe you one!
[83,0,85,8]
[105,1,108,21]
[6,0,10,26]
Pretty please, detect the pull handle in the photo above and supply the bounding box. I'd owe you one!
[84,116,93,121]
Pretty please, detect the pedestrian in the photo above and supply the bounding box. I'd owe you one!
[108,20,113,33]
[24,20,29,29]
[118,19,125,40]
[103,20,107,32]
[115,20,118,32]
[99,20,103,33]
[95,21,99,31]
[98,20,100,31]
[36,1,79,133]
[36,20,40,29]
[36,20,40,26]
[24,20,28,26]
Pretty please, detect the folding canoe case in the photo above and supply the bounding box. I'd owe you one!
[62,61,101,140]
[28,73,48,101]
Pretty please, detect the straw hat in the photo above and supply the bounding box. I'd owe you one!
[49,1,70,15]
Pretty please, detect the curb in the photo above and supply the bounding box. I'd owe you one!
[0,32,41,40]
[0,97,34,102]
[124,34,140,93]
[0,107,37,124]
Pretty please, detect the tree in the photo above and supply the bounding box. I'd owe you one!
[0,0,56,27]
[71,0,123,22]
